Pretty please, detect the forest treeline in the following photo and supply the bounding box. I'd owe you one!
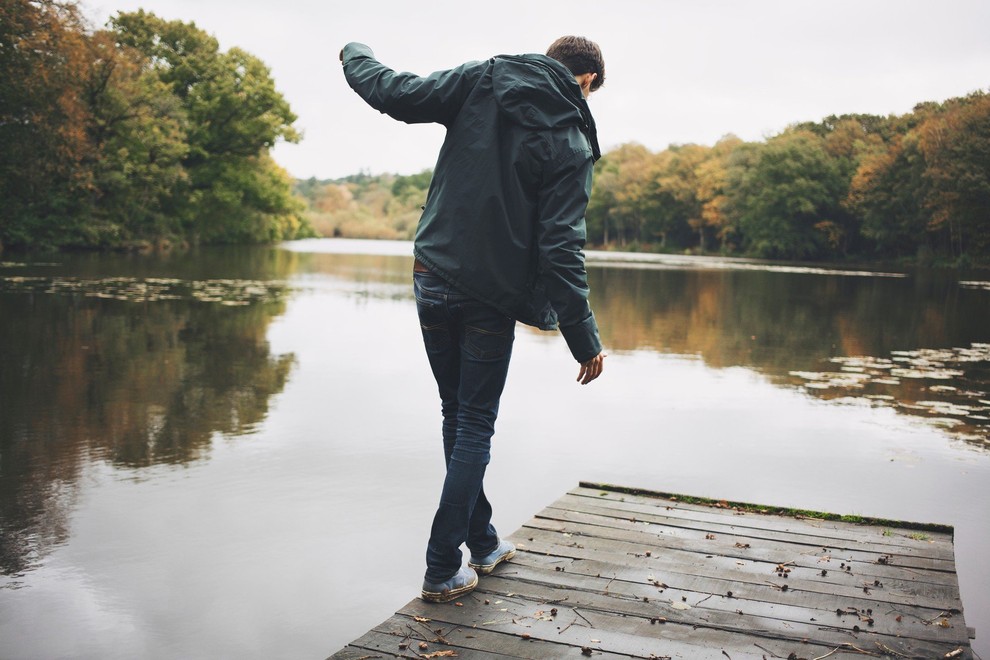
[0,0,311,250]
[4,1,987,262]
[298,90,990,264]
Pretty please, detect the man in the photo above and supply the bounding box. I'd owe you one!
[341,36,606,602]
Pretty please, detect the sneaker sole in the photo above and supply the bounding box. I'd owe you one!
[468,548,516,575]
[420,575,479,603]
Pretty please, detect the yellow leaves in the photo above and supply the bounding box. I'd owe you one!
[814,220,845,250]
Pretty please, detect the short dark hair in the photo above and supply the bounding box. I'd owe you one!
[546,36,605,92]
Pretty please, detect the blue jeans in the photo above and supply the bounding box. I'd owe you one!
[414,271,515,582]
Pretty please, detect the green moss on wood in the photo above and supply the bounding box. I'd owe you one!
[579,481,954,536]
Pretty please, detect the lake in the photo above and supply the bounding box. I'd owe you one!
[1,238,988,659]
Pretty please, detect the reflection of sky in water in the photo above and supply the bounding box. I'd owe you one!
[1,243,989,659]
[788,344,990,444]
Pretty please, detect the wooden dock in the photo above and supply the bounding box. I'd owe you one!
[329,483,974,659]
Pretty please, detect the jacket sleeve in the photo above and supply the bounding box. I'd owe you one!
[536,149,603,363]
[341,43,485,127]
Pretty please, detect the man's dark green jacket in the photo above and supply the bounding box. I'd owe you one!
[341,43,602,362]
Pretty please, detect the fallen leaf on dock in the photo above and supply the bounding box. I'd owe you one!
[670,602,691,610]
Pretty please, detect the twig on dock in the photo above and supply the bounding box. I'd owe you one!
[923,611,953,626]
[811,646,845,659]
[753,643,786,658]
[573,608,595,628]
[874,642,910,658]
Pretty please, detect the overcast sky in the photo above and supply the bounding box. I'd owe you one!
[84,0,990,181]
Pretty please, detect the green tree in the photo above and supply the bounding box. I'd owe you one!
[83,30,189,245]
[586,143,662,247]
[726,131,844,259]
[848,131,929,258]
[809,116,889,255]
[0,4,308,249]
[110,11,305,244]
[0,0,93,248]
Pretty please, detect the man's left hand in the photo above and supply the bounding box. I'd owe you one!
[577,351,607,385]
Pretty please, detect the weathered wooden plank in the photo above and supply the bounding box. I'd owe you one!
[398,592,781,660]
[328,484,972,659]
[373,611,639,659]
[506,548,961,624]
[565,487,953,558]
[485,556,968,645]
[512,524,961,609]
[335,614,636,659]
[574,482,951,525]
[525,540,961,616]
[524,512,958,587]
[402,587,956,660]
[328,633,403,658]
[540,505,954,571]
[562,494,955,565]
[552,494,957,566]
[533,504,956,580]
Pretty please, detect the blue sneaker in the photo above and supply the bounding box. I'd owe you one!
[468,539,516,575]
[421,566,478,603]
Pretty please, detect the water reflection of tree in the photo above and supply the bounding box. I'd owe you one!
[589,266,990,443]
[0,294,294,575]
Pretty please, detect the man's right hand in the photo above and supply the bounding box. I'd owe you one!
[577,351,606,385]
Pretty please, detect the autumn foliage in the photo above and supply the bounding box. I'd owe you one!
[587,97,990,264]
[0,1,311,250]
[298,92,989,265]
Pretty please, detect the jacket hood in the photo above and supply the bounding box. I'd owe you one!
[492,54,601,160]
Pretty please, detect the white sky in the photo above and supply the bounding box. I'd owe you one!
[84,0,990,181]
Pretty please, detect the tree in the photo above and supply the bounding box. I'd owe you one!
[0,0,94,248]
[726,131,844,259]
[586,143,663,247]
[848,131,929,258]
[1,4,309,249]
[917,92,990,259]
[654,144,708,250]
[83,30,189,245]
[110,11,304,243]
[694,135,744,253]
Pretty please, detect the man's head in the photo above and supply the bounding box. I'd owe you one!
[546,36,605,98]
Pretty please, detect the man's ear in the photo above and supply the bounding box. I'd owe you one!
[576,72,597,96]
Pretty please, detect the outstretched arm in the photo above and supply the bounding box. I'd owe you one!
[340,42,485,127]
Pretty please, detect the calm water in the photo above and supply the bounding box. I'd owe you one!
[1,239,988,659]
